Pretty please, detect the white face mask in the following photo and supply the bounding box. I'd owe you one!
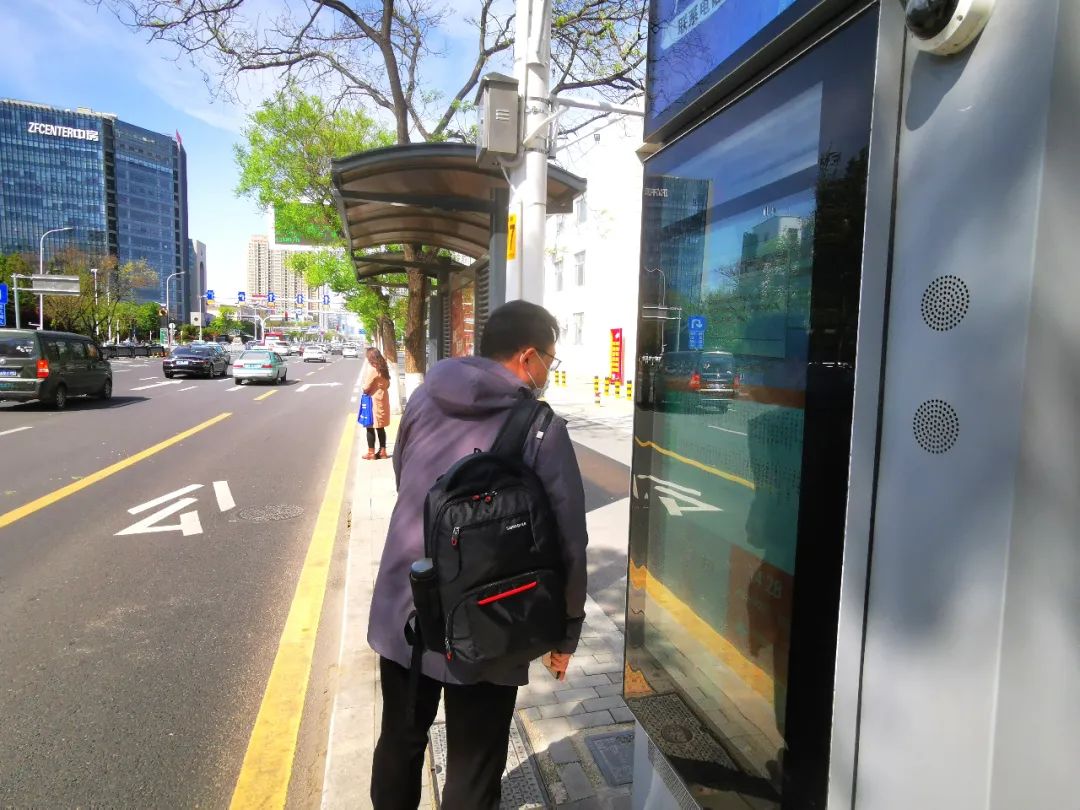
[522,352,551,398]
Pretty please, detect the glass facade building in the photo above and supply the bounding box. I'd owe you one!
[0,99,189,318]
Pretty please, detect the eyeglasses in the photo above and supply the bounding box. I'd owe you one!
[537,348,562,371]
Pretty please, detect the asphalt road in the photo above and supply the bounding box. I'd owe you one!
[0,351,365,808]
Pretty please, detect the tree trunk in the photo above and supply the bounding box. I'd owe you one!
[378,315,398,360]
[404,267,428,374]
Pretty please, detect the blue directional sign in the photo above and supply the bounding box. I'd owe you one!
[238,291,246,303]
[296,294,305,305]
[688,315,707,332]
[0,306,6,327]
[205,289,215,301]
[0,282,8,306]
[267,292,276,304]
[688,331,704,350]
[322,294,331,306]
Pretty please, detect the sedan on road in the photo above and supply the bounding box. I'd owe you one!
[302,345,328,363]
[163,346,229,378]
[342,344,359,358]
[232,350,288,385]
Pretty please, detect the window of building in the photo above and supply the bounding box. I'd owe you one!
[573,312,584,345]
[575,251,586,286]
[555,258,564,292]
[575,195,587,224]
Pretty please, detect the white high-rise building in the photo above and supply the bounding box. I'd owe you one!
[544,117,643,386]
[245,234,320,313]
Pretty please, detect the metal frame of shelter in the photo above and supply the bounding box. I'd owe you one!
[330,142,585,359]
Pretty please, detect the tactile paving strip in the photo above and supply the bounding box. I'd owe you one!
[429,717,548,809]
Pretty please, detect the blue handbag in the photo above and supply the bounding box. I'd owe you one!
[357,393,374,427]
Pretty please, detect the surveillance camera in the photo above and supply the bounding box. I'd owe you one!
[901,0,995,55]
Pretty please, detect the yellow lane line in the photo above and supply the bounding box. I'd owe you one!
[0,412,232,530]
[254,390,277,402]
[630,561,775,701]
[229,413,357,809]
[634,437,755,491]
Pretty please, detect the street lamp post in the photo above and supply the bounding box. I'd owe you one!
[90,268,99,339]
[164,271,182,345]
[38,226,74,330]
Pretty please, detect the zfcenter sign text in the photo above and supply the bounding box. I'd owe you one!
[27,122,100,142]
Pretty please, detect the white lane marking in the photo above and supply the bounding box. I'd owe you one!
[306,372,316,376]
[632,474,722,517]
[707,425,748,437]
[179,386,197,392]
[217,377,233,382]
[129,484,204,515]
[0,426,33,437]
[226,386,242,392]
[130,381,183,391]
[213,480,236,512]
[139,376,157,381]
[296,382,342,393]
[116,497,202,536]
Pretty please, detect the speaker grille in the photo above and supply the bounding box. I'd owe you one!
[913,399,959,454]
[921,275,970,331]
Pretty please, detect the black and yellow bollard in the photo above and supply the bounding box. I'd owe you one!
[626,379,633,401]
[615,378,623,399]
[593,375,600,405]
[603,377,611,397]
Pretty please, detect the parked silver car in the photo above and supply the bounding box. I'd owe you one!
[232,350,288,385]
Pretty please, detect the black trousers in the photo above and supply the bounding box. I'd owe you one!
[371,656,518,810]
[367,427,386,450]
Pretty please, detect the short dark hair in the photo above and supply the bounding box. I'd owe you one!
[479,300,559,360]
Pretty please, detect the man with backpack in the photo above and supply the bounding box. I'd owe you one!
[367,300,589,810]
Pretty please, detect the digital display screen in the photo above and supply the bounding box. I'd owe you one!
[646,0,803,137]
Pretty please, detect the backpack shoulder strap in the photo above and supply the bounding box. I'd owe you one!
[490,396,552,460]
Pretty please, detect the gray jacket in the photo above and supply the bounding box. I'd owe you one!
[367,356,588,686]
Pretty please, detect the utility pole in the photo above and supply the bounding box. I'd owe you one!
[506,0,553,304]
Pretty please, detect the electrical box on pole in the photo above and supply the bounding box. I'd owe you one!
[476,73,520,170]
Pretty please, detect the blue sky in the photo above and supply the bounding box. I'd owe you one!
[0,0,508,295]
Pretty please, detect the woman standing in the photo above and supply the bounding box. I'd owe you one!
[362,347,392,459]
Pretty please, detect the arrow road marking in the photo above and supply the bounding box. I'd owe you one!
[632,474,722,518]
[128,484,203,515]
[296,382,342,393]
[130,381,183,391]
[214,481,235,512]
[116,497,203,536]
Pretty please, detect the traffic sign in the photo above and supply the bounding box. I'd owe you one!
[688,315,707,331]
[268,292,276,303]
[0,282,8,305]
[688,332,704,350]
[238,291,246,303]
[0,306,6,327]
[296,294,305,305]
[206,289,215,301]
[322,294,331,306]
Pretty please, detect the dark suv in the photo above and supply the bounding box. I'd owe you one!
[0,329,113,408]
[658,350,739,413]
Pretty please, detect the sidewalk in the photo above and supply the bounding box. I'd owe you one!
[322,403,636,810]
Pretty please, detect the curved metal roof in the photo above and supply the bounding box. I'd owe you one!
[330,143,585,276]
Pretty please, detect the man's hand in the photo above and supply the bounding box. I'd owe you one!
[546,652,572,680]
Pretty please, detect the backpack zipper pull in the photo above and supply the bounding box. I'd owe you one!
[445,636,452,660]
[450,526,461,548]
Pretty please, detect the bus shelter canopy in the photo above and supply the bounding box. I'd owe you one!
[330,142,585,280]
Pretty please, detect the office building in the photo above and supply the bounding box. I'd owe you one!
[188,239,207,320]
[245,234,319,316]
[0,98,190,319]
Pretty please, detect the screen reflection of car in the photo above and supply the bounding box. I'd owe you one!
[163,346,229,378]
[658,350,739,413]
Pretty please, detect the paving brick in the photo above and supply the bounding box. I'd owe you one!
[561,797,603,810]
[554,686,600,703]
[582,695,626,713]
[594,682,624,698]
[517,688,562,708]
[522,706,542,721]
[564,673,612,690]
[531,717,572,749]
[610,706,635,724]
[567,710,614,730]
[579,659,625,676]
[558,762,595,801]
[548,737,580,765]
[539,700,586,719]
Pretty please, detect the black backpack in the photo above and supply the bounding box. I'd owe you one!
[407,396,566,672]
